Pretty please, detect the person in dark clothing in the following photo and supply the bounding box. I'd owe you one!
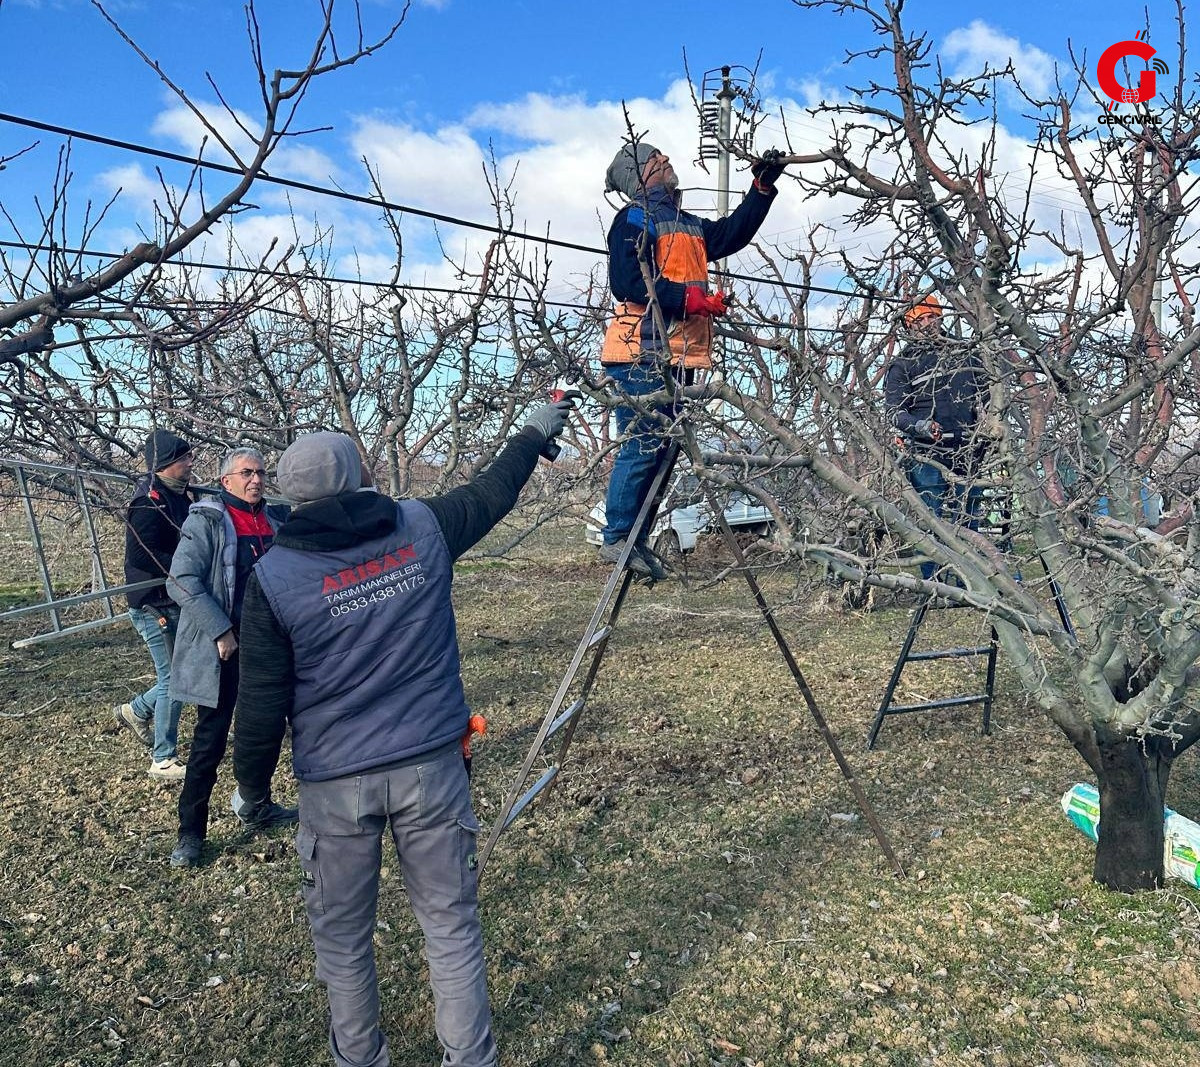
[883,295,989,579]
[166,447,295,868]
[231,400,572,1067]
[597,138,784,579]
[115,429,195,779]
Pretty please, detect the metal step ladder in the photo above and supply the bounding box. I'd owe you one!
[865,554,1074,750]
[475,440,684,877]
[865,596,998,750]
[478,437,906,880]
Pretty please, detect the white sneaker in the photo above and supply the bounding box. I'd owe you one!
[148,756,187,781]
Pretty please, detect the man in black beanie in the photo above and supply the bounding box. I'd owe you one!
[114,429,195,780]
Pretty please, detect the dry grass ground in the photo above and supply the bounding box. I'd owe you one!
[1,520,1198,1066]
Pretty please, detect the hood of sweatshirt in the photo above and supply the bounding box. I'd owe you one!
[275,491,397,552]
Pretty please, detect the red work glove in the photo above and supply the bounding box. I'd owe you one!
[684,286,730,318]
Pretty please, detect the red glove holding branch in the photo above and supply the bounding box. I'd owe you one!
[684,286,730,318]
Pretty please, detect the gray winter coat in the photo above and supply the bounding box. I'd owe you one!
[168,497,283,707]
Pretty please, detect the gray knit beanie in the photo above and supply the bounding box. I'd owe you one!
[276,432,362,504]
[604,140,661,199]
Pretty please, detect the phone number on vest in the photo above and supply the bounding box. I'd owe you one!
[328,575,426,615]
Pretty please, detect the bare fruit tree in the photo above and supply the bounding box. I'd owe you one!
[621,0,1200,891]
[0,0,406,475]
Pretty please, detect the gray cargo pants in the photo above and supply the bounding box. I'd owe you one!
[296,742,497,1067]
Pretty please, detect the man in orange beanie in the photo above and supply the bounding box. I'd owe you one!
[884,294,988,579]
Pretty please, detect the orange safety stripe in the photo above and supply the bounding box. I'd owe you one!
[601,226,713,368]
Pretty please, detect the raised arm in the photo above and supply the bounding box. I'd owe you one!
[700,184,777,263]
[422,404,571,560]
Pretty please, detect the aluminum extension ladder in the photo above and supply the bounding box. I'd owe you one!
[477,439,905,879]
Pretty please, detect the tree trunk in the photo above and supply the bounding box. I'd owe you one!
[1093,733,1169,891]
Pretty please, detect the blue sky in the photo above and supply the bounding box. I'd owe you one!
[0,0,1171,316]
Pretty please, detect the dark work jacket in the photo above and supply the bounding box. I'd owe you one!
[883,334,987,472]
[601,184,776,369]
[124,474,195,610]
[231,428,544,799]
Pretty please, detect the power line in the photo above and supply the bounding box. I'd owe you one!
[0,239,598,313]
[0,112,609,256]
[0,236,938,346]
[0,111,916,308]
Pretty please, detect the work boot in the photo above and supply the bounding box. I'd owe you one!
[635,543,669,582]
[236,800,299,830]
[598,539,651,577]
[114,703,153,747]
[170,833,203,868]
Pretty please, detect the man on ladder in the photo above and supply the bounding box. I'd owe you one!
[867,295,996,748]
[884,294,989,580]
[478,146,907,878]
[596,135,786,579]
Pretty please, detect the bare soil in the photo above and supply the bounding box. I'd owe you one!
[1,530,1198,1066]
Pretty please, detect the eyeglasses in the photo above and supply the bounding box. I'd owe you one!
[226,468,266,480]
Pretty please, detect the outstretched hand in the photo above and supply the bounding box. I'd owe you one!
[524,396,576,442]
[751,148,788,191]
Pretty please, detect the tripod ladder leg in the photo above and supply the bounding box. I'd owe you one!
[702,484,906,878]
[476,444,682,879]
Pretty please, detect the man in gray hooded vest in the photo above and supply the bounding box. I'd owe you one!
[231,397,572,1067]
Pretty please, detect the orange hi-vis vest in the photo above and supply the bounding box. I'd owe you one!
[601,202,713,370]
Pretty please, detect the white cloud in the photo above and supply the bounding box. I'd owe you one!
[151,101,262,166]
[148,98,346,189]
[107,71,1137,340]
[943,20,1057,98]
[349,78,849,302]
[95,163,167,212]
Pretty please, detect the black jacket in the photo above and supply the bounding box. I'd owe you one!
[884,334,986,469]
[232,428,544,799]
[123,474,195,610]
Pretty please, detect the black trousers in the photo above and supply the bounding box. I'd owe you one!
[178,654,240,839]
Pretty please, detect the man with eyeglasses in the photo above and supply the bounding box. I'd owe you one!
[166,447,297,868]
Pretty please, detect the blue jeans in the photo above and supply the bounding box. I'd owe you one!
[908,460,984,580]
[128,605,183,761]
[602,360,688,545]
[296,744,496,1067]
